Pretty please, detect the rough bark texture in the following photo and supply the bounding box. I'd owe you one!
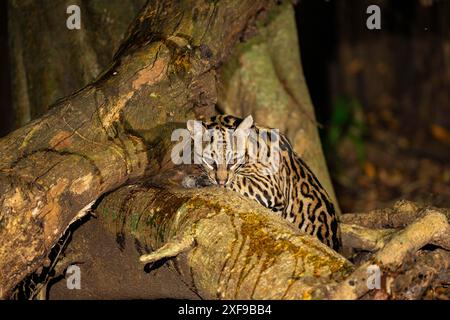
[45,194,450,300]
[92,186,351,299]
[331,206,449,300]
[7,0,146,128]
[0,0,278,298]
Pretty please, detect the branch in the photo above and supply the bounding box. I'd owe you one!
[341,223,395,251]
[341,200,450,228]
[330,208,449,299]
[139,232,195,264]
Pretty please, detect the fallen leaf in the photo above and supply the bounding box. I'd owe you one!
[431,124,450,145]
[364,161,376,179]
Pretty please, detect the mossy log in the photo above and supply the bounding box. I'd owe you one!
[46,191,449,300]
[94,185,352,299]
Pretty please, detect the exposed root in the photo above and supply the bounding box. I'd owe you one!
[341,223,395,251]
[341,200,450,229]
[390,249,450,300]
[139,232,195,265]
[330,208,450,299]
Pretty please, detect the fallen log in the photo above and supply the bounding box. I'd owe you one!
[42,187,449,300]
[95,185,352,299]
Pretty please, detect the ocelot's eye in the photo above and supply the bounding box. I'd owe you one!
[228,152,244,170]
[202,156,215,170]
[229,161,242,170]
[234,151,245,164]
[225,150,233,164]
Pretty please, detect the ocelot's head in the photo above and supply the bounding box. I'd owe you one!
[187,115,254,187]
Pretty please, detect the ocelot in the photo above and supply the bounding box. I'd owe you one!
[186,114,341,251]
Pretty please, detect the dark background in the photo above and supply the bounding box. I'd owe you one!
[0,0,12,136]
[1,0,449,212]
[296,0,450,212]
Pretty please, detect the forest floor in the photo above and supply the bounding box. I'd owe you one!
[331,116,450,214]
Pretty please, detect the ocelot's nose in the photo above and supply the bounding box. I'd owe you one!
[216,167,228,187]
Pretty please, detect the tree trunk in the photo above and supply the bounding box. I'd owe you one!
[216,2,339,213]
[7,0,146,128]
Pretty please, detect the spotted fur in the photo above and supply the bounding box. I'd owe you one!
[187,115,341,251]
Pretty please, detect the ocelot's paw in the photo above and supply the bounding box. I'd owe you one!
[181,176,197,188]
[182,174,212,188]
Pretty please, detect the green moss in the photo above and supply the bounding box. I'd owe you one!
[182,192,351,281]
[128,211,140,234]
[236,210,349,278]
[98,206,118,222]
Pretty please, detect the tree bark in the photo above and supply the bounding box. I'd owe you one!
[7,0,146,128]
[45,191,450,300]
[87,185,351,299]
[0,0,276,298]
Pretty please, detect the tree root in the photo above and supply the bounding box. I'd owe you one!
[97,186,352,300]
[341,200,450,229]
[331,207,450,299]
[139,232,195,265]
[127,194,449,300]
[390,249,450,300]
[341,224,395,251]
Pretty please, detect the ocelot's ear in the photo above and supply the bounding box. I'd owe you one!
[234,115,253,137]
[187,120,205,139]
